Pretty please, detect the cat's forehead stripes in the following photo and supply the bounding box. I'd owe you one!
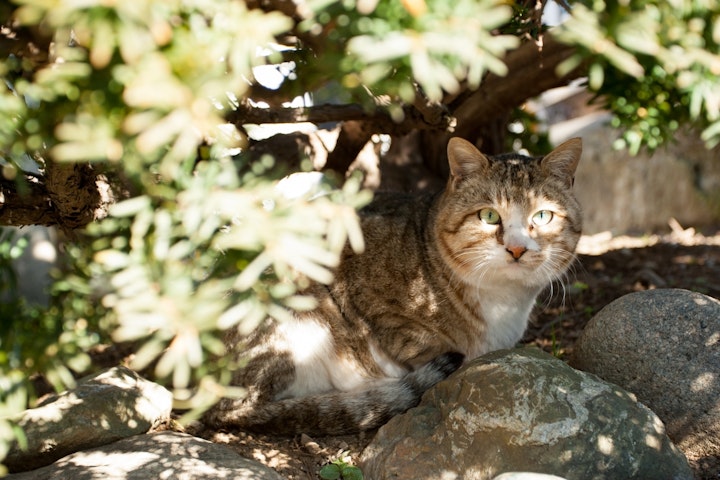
[454,155,551,209]
[487,154,541,183]
[492,153,537,163]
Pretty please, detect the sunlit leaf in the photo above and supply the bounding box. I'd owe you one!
[110,196,151,217]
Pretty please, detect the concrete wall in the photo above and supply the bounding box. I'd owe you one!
[556,122,720,235]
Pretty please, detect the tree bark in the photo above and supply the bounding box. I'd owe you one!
[44,162,107,230]
[0,174,56,226]
[323,120,373,175]
[229,102,453,134]
[0,163,111,230]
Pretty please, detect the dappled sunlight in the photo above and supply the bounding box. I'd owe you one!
[251,446,290,470]
[693,295,717,306]
[439,470,460,480]
[60,450,158,471]
[706,331,720,348]
[596,434,614,455]
[645,433,662,451]
[690,372,716,393]
[200,427,364,479]
[576,224,720,256]
[5,431,279,478]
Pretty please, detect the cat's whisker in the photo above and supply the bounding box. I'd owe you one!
[449,247,495,284]
[536,246,583,315]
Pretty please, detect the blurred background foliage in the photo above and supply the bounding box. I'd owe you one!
[558,0,720,153]
[1,0,720,472]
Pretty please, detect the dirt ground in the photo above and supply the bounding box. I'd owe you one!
[186,223,720,480]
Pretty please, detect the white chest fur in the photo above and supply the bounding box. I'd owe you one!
[466,284,540,359]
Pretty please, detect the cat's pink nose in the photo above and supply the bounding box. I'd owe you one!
[506,245,527,259]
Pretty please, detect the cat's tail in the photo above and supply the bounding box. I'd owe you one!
[204,351,464,436]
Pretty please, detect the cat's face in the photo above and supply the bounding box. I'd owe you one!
[434,138,583,290]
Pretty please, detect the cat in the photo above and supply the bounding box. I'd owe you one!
[204,136,583,436]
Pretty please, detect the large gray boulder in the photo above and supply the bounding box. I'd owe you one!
[361,348,692,480]
[571,289,720,478]
[5,366,172,473]
[5,431,283,480]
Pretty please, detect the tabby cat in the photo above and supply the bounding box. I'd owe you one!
[204,137,583,436]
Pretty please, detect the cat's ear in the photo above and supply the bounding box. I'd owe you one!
[447,137,490,185]
[541,137,582,187]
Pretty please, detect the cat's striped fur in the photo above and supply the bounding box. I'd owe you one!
[204,137,583,435]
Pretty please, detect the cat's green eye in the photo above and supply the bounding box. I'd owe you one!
[479,208,501,225]
[532,210,554,226]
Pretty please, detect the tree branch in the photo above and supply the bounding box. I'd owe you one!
[245,0,312,20]
[453,33,581,138]
[0,174,56,226]
[231,101,455,175]
[228,102,453,134]
[323,120,373,175]
[0,162,113,230]
[44,162,109,230]
[420,32,586,175]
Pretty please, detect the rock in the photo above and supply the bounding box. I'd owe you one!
[5,366,172,473]
[5,431,283,480]
[571,289,720,478]
[361,348,692,480]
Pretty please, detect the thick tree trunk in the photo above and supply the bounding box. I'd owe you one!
[0,174,56,226]
[0,162,112,231]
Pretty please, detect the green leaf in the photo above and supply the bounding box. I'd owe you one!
[319,464,342,480]
[110,196,151,218]
[589,63,605,91]
[701,120,720,148]
[341,465,364,480]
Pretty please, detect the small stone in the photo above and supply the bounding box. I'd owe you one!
[301,433,323,455]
